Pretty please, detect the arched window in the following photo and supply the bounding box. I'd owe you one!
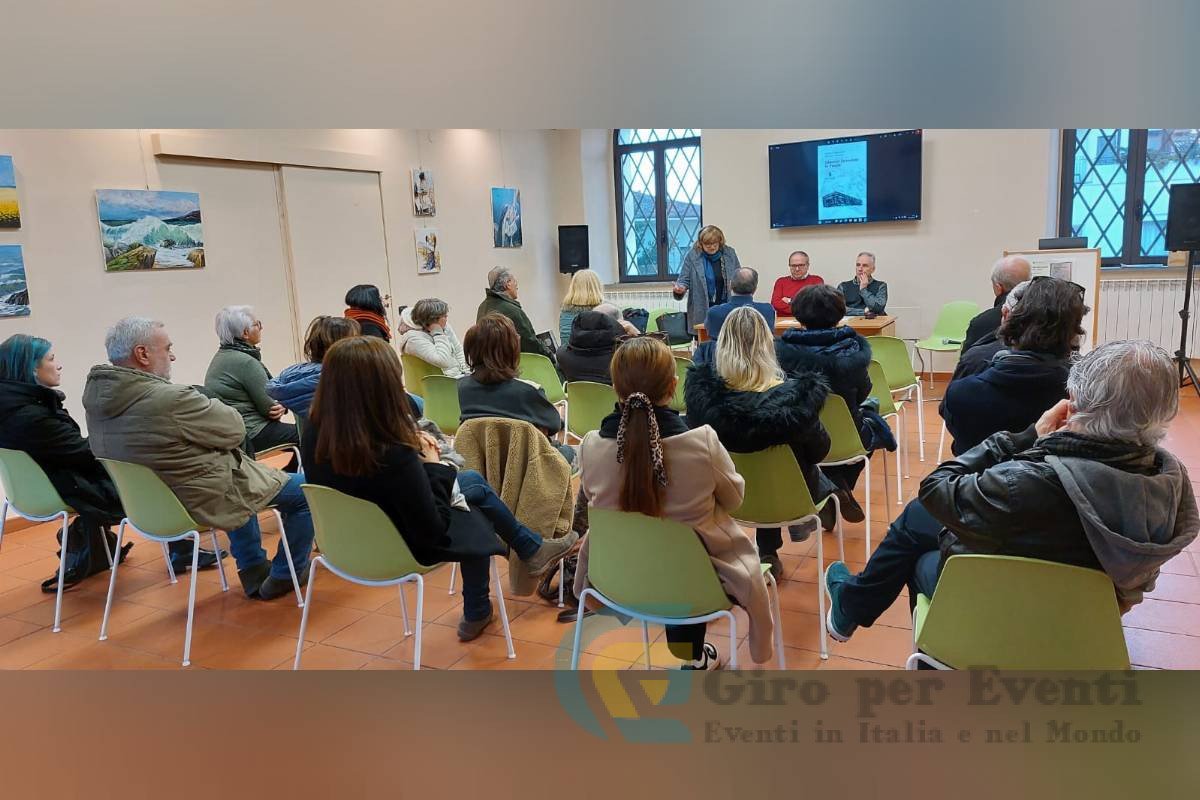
[614,129,702,281]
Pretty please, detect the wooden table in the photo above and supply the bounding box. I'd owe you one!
[694,314,896,342]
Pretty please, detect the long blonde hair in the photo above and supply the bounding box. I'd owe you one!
[561,269,604,309]
[714,306,783,392]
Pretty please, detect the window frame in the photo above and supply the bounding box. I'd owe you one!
[1058,128,1197,268]
[613,130,703,283]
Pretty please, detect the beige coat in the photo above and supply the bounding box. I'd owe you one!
[572,425,775,664]
[82,364,287,531]
[455,417,574,595]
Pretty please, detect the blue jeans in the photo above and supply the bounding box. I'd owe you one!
[453,469,543,620]
[225,472,315,580]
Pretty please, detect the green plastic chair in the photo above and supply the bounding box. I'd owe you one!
[518,352,566,405]
[98,458,241,666]
[867,335,926,463]
[0,447,103,634]
[909,555,1130,670]
[817,395,879,559]
[401,353,443,398]
[730,446,840,661]
[297,484,516,669]
[868,360,906,504]
[913,300,980,390]
[564,381,617,441]
[256,442,302,471]
[571,507,785,670]
[669,357,690,413]
[422,375,462,435]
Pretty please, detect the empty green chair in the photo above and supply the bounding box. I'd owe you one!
[518,352,565,405]
[908,555,1130,670]
[913,300,980,390]
[867,335,926,463]
[868,360,906,504]
[401,353,442,397]
[669,357,689,413]
[422,375,462,435]
[564,381,617,441]
[570,507,786,670]
[297,484,516,670]
[730,446,840,661]
[817,395,879,560]
[0,448,109,634]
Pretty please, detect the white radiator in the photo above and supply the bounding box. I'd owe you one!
[1098,277,1200,355]
[602,287,685,313]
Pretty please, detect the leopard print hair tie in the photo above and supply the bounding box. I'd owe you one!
[615,392,668,487]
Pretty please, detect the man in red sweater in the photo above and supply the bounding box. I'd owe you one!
[771,250,825,316]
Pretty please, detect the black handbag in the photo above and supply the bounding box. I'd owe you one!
[622,307,649,333]
[657,311,692,345]
[41,519,134,593]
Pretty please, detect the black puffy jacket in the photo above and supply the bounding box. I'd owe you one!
[775,326,872,432]
[556,312,622,385]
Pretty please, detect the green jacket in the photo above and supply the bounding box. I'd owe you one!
[476,289,548,356]
[82,363,286,531]
[204,340,275,439]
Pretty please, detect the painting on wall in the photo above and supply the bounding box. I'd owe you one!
[491,187,522,248]
[415,227,441,274]
[412,169,436,216]
[0,156,19,228]
[96,189,205,272]
[0,245,31,317]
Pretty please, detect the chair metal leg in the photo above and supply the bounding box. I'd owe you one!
[901,409,910,481]
[293,557,322,669]
[412,574,425,671]
[557,558,566,608]
[448,562,457,595]
[181,532,201,666]
[491,557,516,659]
[99,522,125,642]
[881,448,891,508]
[100,523,114,568]
[162,541,177,584]
[0,501,7,553]
[892,414,904,505]
[211,530,229,592]
[915,381,926,462]
[864,457,872,557]
[272,510,304,607]
[726,611,738,670]
[52,513,69,633]
[398,581,412,636]
[570,588,593,669]
[641,620,651,668]
[816,514,828,660]
[766,572,786,670]
[937,419,947,463]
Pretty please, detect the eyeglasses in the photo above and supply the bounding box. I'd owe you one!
[1030,275,1086,296]
[615,331,669,346]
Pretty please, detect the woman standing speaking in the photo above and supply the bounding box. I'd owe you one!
[673,225,741,335]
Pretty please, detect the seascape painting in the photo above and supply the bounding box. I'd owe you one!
[491,187,522,248]
[0,156,19,228]
[96,189,205,271]
[0,245,31,317]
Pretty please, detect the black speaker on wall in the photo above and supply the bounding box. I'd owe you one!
[1166,183,1200,252]
[558,225,589,273]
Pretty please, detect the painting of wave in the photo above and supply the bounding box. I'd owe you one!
[96,189,205,271]
[0,245,31,317]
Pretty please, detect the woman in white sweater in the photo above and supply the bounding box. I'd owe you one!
[399,298,469,378]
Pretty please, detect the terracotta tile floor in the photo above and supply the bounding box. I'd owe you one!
[0,380,1197,671]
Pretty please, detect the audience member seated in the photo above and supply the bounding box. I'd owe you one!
[825,340,1199,644]
[837,251,888,316]
[459,313,574,465]
[572,336,775,669]
[557,304,625,385]
[477,267,552,357]
[0,334,143,589]
[559,269,604,345]
[345,284,392,341]
[944,279,1030,384]
[775,285,870,520]
[205,305,298,460]
[683,307,837,579]
[302,336,577,642]
[942,277,1087,455]
[771,250,824,316]
[703,267,776,341]
[399,298,469,378]
[84,317,315,600]
[960,255,1032,352]
[267,315,361,429]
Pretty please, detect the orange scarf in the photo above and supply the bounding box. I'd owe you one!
[345,308,391,340]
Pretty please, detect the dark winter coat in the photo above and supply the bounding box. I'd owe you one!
[556,311,622,385]
[961,293,1006,353]
[775,326,873,436]
[458,374,563,435]
[0,380,122,522]
[684,364,831,498]
[941,349,1070,455]
[476,289,549,356]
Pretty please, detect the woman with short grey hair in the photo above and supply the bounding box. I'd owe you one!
[398,297,469,378]
[204,305,299,462]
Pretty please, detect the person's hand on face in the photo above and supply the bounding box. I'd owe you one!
[1035,399,1072,437]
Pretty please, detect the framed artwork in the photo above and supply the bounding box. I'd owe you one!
[0,245,31,317]
[415,227,441,274]
[97,189,204,271]
[0,156,19,228]
[491,187,522,248]
[412,169,436,216]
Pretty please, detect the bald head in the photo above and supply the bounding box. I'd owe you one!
[730,267,759,296]
[991,256,1032,296]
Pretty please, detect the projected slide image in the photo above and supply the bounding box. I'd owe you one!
[817,141,867,222]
